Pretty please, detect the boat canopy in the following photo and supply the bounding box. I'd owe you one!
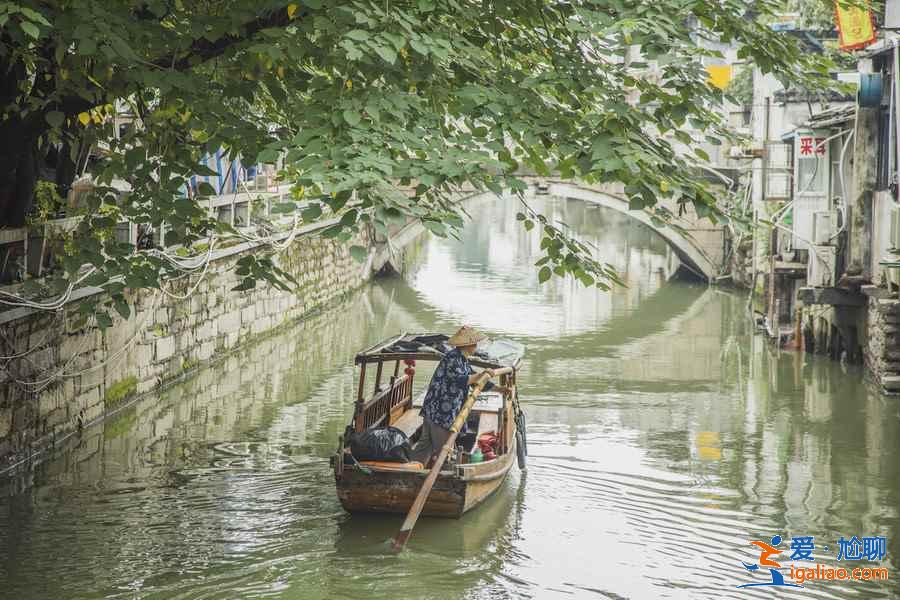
[355,333,525,369]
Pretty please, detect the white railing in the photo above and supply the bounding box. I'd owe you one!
[0,175,297,285]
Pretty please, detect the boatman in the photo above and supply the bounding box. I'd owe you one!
[411,325,508,466]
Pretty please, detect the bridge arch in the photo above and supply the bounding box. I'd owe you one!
[538,181,719,281]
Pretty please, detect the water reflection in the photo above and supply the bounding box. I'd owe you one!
[413,194,681,339]
[0,193,898,599]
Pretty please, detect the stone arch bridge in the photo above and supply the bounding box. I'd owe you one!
[528,179,726,281]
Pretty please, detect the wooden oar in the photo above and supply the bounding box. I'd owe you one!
[392,365,514,551]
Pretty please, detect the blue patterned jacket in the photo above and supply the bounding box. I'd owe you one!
[420,348,494,430]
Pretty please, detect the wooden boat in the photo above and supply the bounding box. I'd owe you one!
[331,333,526,518]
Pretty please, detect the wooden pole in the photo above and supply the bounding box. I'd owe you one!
[356,364,367,403]
[374,360,384,393]
[392,366,513,551]
[354,364,367,432]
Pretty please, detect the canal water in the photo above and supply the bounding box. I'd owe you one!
[2,193,899,600]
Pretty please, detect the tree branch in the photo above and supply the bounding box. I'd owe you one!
[53,6,308,124]
[153,6,298,71]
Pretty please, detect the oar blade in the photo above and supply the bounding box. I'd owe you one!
[392,529,411,551]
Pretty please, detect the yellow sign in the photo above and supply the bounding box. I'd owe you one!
[835,1,876,51]
[706,65,732,90]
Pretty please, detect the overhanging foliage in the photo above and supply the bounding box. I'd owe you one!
[0,0,836,322]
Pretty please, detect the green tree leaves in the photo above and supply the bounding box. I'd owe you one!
[301,203,322,222]
[349,245,367,262]
[19,20,39,38]
[342,109,361,127]
[0,0,836,316]
[45,111,65,128]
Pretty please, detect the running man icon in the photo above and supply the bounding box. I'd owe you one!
[737,535,804,589]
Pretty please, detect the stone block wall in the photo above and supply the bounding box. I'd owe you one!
[0,285,383,495]
[866,297,900,392]
[0,224,417,470]
[794,290,900,393]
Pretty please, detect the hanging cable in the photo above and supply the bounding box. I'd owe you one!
[6,290,164,392]
[830,124,856,242]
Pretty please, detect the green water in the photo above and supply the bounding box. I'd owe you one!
[1,193,897,599]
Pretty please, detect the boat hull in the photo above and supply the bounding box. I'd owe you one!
[335,436,517,518]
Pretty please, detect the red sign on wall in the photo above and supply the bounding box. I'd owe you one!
[799,136,826,156]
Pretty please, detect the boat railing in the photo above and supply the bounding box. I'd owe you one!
[354,372,413,432]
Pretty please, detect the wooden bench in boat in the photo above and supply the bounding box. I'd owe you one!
[391,408,423,438]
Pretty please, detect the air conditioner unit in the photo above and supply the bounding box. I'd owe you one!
[808,246,836,288]
[891,205,900,250]
[812,210,836,245]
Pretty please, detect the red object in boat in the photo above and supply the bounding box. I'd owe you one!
[478,431,499,459]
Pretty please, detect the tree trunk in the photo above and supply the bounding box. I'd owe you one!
[0,118,41,228]
[52,138,79,200]
[0,45,38,227]
[0,115,83,227]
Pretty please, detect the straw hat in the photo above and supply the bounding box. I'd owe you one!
[448,325,486,347]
